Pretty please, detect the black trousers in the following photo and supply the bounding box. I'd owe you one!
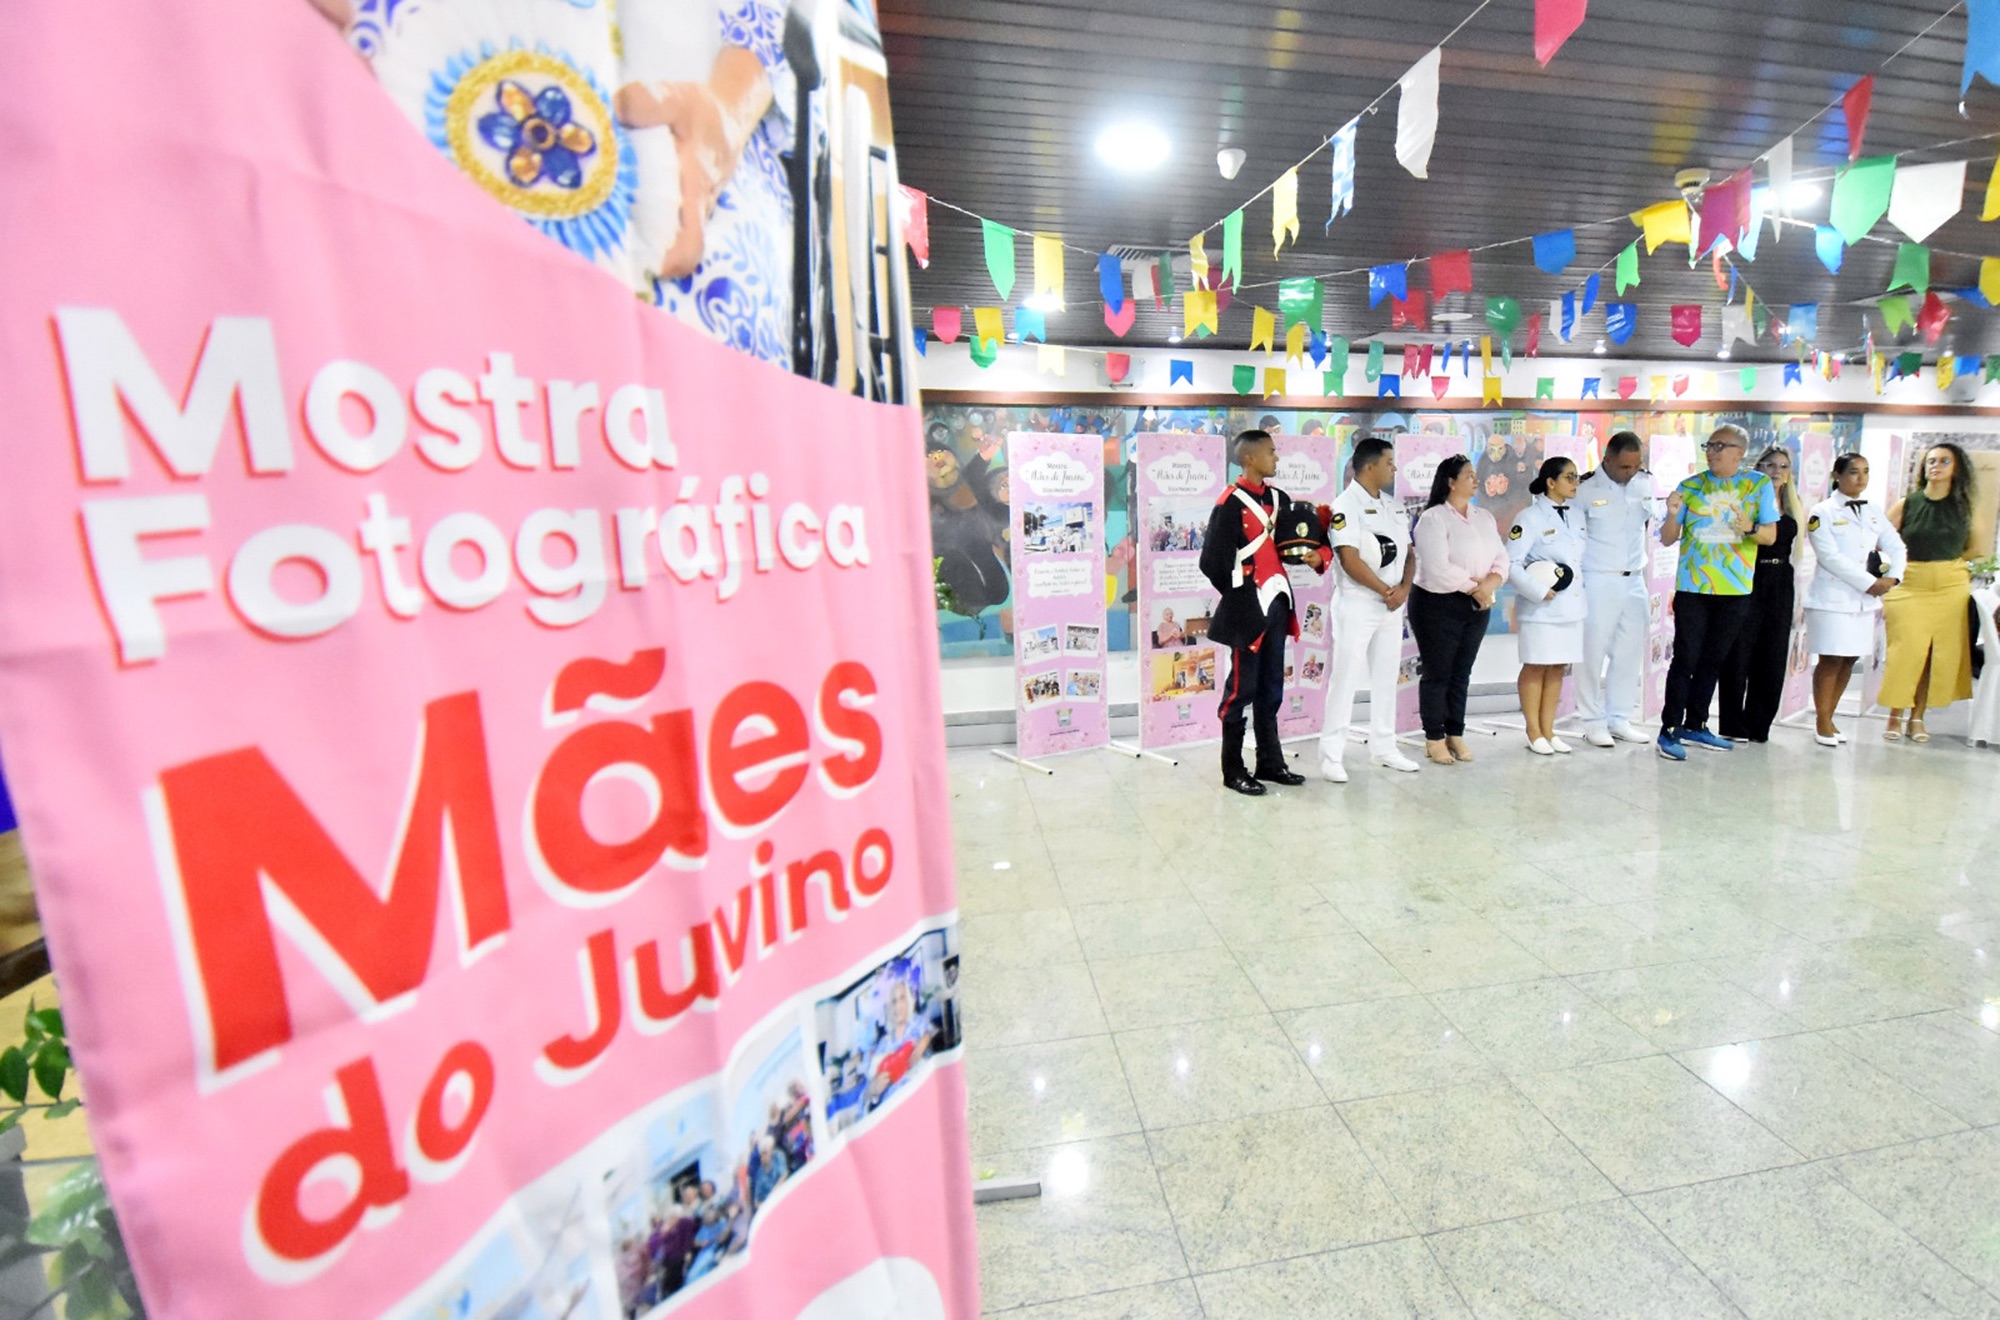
[1408,586,1488,740]
[1718,567,1794,741]
[1220,598,1292,777]
[1662,590,1754,733]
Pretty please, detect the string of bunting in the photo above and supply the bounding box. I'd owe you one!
[898,0,2000,398]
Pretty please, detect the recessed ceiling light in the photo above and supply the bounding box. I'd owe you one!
[1718,349,1731,359]
[1096,122,1171,173]
[1168,333,1183,344]
[1786,180,1822,208]
[1024,293,1064,312]
[1593,339,1606,355]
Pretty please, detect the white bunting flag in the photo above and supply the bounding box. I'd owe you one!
[1887,159,1967,242]
[1396,48,1442,180]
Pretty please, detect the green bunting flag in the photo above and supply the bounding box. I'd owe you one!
[1279,277,1323,331]
[1896,351,1923,377]
[1535,377,1555,399]
[968,334,999,368]
[1830,156,1896,245]
[1233,363,1256,394]
[1616,242,1640,295]
[1888,242,1931,295]
[1740,366,1758,391]
[1485,295,1521,334]
[1880,295,1915,335]
[1222,209,1244,291]
[1366,340,1385,381]
[1325,337,1350,393]
[982,219,1017,299]
[1987,356,2000,384]
[1158,251,1177,302]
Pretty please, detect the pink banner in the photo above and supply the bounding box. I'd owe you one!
[1275,435,1339,740]
[1798,432,1835,506]
[0,3,974,1318]
[1135,434,1228,750]
[1394,433,1466,501]
[1008,433,1108,758]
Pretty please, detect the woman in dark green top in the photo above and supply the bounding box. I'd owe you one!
[1882,443,1978,742]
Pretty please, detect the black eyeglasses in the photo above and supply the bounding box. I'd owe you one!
[1703,441,1744,452]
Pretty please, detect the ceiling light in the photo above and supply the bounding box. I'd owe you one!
[1024,293,1063,312]
[1718,349,1731,359]
[1216,146,1247,180]
[1095,122,1171,173]
[1786,180,1823,208]
[1168,333,1183,344]
[1593,339,1607,355]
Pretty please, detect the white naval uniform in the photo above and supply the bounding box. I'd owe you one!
[1571,466,1660,732]
[1318,479,1412,762]
[1803,495,1907,657]
[1507,495,1589,664]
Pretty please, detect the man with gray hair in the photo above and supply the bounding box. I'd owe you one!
[1654,423,1779,761]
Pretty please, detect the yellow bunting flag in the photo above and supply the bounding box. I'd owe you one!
[1985,153,2000,221]
[1265,367,1288,398]
[1480,335,1493,373]
[1190,233,1210,287]
[1981,256,2000,304]
[1649,374,1668,401]
[973,306,1004,348]
[1286,322,1307,364]
[1939,354,1958,389]
[1481,375,1504,404]
[1033,234,1065,305]
[1273,168,1300,256]
[1251,307,1276,352]
[1871,353,1885,394]
[1036,344,1065,377]
[1632,200,1693,254]
[1185,289,1218,337]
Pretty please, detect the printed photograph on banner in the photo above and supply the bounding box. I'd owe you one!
[1300,601,1327,642]
[719,1020,819,1227]
[1063,668,1103,701]
[814,927,962,1139]
[600,1090,742,1318]
[1145,598,1211,649]
[1151,646,1218,700]
[1022,501,1095,555]
[1021,670,1062,707]
[1145,500,1210,553]
[1063,623,1102,655]
[1019,624,1062,662]
[402,1174,614,1320]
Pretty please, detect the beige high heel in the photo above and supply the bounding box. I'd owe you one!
[1883,713,1903,742]
[1425,739,1456,766]
[1446,736,1475,763]
[1909,718,1930,744]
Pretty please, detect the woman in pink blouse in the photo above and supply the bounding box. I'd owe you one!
[1409,455,1508,765]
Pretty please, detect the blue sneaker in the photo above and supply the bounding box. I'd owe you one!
[1656,730,1687,762]
[1680,728,1735,752]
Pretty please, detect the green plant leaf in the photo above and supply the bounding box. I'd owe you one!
[45,1099,81,1120]
[27,1162,112,1251]
[26,1007,64,1040]
[32,1042,69,1103]
[0,1109,22,1135]
[0,1047,27,1104]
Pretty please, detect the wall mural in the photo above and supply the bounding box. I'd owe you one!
[924,404,1861,661]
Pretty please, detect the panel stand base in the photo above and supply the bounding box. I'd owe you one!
[973,1176,1043,1205]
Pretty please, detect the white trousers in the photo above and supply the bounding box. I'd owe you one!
[1318,596,1405,761]
[1575,571,1649,730]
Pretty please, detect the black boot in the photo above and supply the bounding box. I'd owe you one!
[1221,722,1265,796]
[1252,717,1305,785]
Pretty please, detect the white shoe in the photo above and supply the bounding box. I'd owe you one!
[1320,755,1349,784]
[1814,732,1840,747]
[1372,749,1420,773]
[1549,737,1574,754]
[1835,730,1849,744]
[1609,724,1650,744]
[1528,738,1556,756]
[1585,727,1616,748]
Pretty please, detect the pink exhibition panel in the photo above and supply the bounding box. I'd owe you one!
[1274,435,1340,740]
[1134,434,1230,750]
[0,1,976,1317]
[1007,433,1109,759]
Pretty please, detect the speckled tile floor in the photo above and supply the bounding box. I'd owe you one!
[954,725,2000,1319]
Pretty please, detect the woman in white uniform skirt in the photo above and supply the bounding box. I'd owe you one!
[1508,457,1589,755]
[1804,454,1905,746]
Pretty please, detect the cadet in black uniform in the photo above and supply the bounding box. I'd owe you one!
[1199,430,1328,795]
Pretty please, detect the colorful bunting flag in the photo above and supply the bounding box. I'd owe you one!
[1232,364,1256,395]
[968,335,998,367]
[1871,353,1885,393]
[1481,376,1504,404]
[1431,249,1474,298]
[1580,376,1601,399]
[1965,0,2000,95]
[1131,261,1157,308]
[1699,169,1753,252]
[1582,272,1600,314]
[1156,252,1176,306]
[1784,362,1803,386]
[1391,291,1429,331]
[1440,341,1455,374]
[1738,185,1768,261]
[1502,340,1513,371]
[1432,375,1451,400]
[898,185,930,267]
[1106,352,1131,383]
[1670,305,1702,346]
[1880,295,1915,335]
[1830,157,1895,244]
[1403,344,1422,380]
[1535,0,1588,65]
[982,220,1016,299]
[1369,263,1409,307]
[1815,224,1846,274]
[1722,304,1754,347]
[1367,340,1386,381]
[1896,350,1923,378]
[1485,295,1521,334]
[1279,277,1323,330]
[1844,75,1874,161]
[1396,48,1442,179]
[1650,375,1668,401]
[914,327,926,356]
[1190,233,1209,288]
[1605,302,1637,345]
[1251,306,1276,352]
[1325,349,1348,394]
[1983,256,2000,304]
[1480,335,1493,373]
[1328,118,1358,230]
[1378,374,1401,398]
[1632,201,1691,254]
[1986,356,2000,383]
[1105,298,1137,337]
[1939,354,1959,389]
[1185,289,1218,338]
[1888,243,1931,295]
[1741,366,1759,391]
[1170,359,1194,386]
[973,306,1004,349]
[1461,340,1474,377]
[1967,354,1992,380]
[1287,322,1308,364]
[1222,209,1244,290]
[1535,377,1556,399]
[1525,311,1543,357]
[1767,136,1794,220]
[933,307,962,343]
[1617,376,1638,399]
[1533,229,1577,275]
[1325,369,1345,396]
[1918,291,1950,344]
[1328,336,1349,383]
[1788,303,1818,344]
[1309,329,1330,366]
[1985,152,2000,221]
[1015,306,1046,342]
[1268,368,1290,397]
[1558,293,1575,342]
[1272,170,1300,256]
[1615,241,1641,293]
[1033,233,1064,305]
[1037,344,1065,376]
[1888,160,1967,242]
[1417,343,1435,377]
[1098,254,1125,312]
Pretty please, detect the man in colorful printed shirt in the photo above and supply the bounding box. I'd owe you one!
[1655,423,1779,761]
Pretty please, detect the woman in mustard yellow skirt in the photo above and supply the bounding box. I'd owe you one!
[1882,442,1978,742]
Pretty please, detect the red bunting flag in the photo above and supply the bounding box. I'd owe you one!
[1431,374,1450,399]
[1418,343,1435,377]
[1391,290,1430,331]
[897,185,930,267]
[1106,352,1132,383]
[1105,299,1137,337]
[1701,168,1754,252]
[1525,311,1543,357]
[1844,75,1874,162]
[1918,291,1951,344]
[1673,374,1691,397]
[1671,304,1703,346]
[1535,0,1588,65]
[932,306,962,343]
[1617,376,1638,399]
[1402,344,1422,378]
[1430,249,1474,298]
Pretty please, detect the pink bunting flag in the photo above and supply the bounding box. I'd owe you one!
[1671,304,1703,346]
[897,185,930,267]
[1672,374,1691,397]
[1844,75,1873,163]
[932,306,962,343]
[1105,299,1137,337]
[1431,374,1450,400]
[1106,352,1132,383]
[1617,376,1638,399]
[1701,169,1753,252]
[1403,344,1422,378]
[1535,0,1588,65]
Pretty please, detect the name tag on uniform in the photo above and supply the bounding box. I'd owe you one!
[1542,527,1556,537]
[1591,499,1608,507]
[1833,518,1851,526]
[1364,508,1378,515]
